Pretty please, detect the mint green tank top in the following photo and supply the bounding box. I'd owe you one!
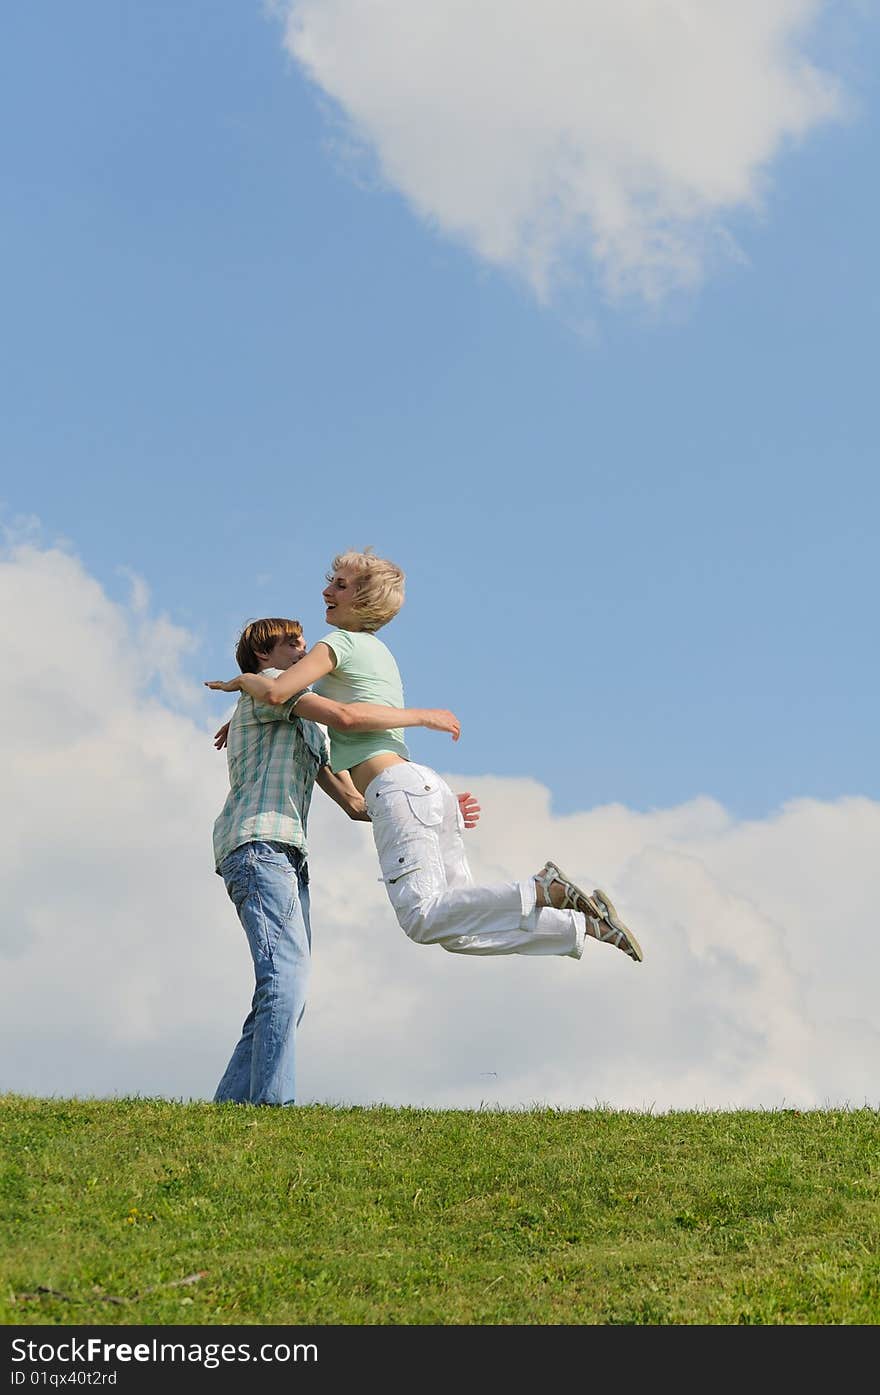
[312,629,410,773]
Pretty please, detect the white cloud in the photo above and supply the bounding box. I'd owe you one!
[1,539,876,1110]
[277,0,844,300]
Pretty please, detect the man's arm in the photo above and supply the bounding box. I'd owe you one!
[315,765,371,821]
[293,691,460,742]
[457,792,481,829]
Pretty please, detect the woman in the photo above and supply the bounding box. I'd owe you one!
[207,549,642,963]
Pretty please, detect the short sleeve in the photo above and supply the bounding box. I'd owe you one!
[250,668,304,724]
[252,697,300,724]
[316,724,331,767]
[317,629,355,670]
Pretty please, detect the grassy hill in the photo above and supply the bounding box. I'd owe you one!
[2,1096,878,1325]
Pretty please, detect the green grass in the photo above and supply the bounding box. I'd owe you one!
[2,1095,878,1325]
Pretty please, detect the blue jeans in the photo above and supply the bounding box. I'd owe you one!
[214,841,311,1106]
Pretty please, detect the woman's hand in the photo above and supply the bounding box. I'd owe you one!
[204,677,243,693]
[214,721,231,751]
[457,791,481,829]
[420,708,461,741]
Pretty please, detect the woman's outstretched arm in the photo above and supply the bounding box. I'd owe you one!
[205,643,335,704]
[208,638,460,741]
[213,699,460,749]
[293,691,460,741]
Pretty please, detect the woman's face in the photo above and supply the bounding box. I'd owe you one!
[322,566,360,629]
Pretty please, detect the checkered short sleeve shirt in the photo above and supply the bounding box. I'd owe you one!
[212,669,330,869]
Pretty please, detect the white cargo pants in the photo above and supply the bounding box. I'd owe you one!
[364,762,585,958]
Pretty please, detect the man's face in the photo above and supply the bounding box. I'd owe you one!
[256,632,306,671]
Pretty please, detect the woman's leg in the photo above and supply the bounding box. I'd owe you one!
[366,765,585,958]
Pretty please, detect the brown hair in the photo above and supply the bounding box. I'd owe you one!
[235,618,303,674]
[330,548,405,631]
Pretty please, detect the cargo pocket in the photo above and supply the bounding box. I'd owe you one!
[403,781,444,828]
[375,832,441,930]
[376,835,428,887]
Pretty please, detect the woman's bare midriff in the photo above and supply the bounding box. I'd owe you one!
[349,752,408,796]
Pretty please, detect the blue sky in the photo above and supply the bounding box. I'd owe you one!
[3,0,878,821]
[3,4,880,1111]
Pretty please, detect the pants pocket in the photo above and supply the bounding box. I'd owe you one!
[221,853,254,909]
[229,847,298,958]
[377,837,427,886]
[403,785,444,827]
[374,831,443,929]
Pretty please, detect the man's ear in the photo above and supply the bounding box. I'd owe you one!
[253,650,270,666]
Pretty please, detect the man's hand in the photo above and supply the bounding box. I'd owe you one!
[205,677,242,693]
[316,766,373,822]
[457,791,481,829]
[214,721,231,751]
[420,708,461,741]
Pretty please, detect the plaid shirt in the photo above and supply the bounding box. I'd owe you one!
[212,669,330,870]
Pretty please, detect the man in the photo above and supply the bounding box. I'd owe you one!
[211,616,475,1106]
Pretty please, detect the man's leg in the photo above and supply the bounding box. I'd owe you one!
[213,1009,256,1104]
[214,844,260,1102]
[214,841,311,1106]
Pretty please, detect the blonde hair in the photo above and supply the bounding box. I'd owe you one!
[235,617,303,673]
[330,548,405,632]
